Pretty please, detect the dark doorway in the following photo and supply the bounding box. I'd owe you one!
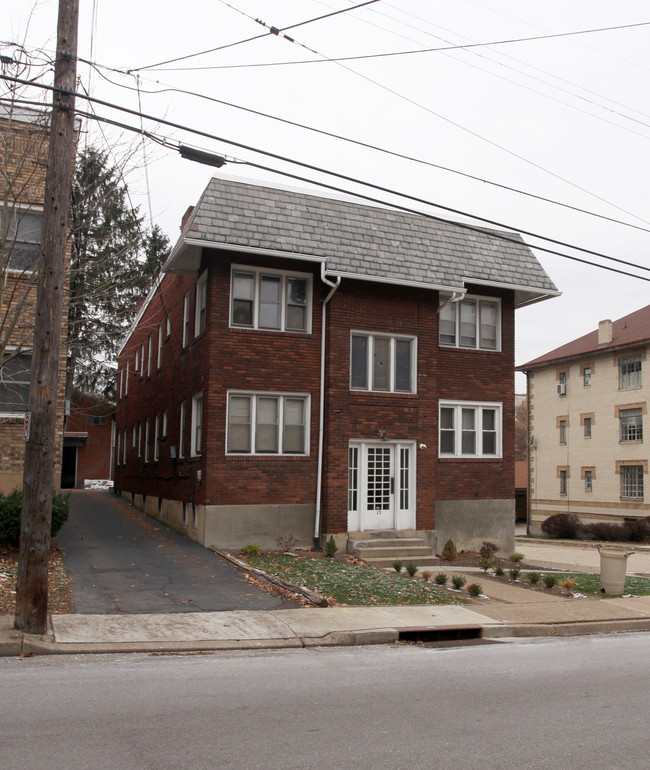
[61,445,77,488]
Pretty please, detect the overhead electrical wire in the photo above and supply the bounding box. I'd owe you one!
[87,63,650,237]
[4,72,650,285]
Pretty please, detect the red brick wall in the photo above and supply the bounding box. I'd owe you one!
[66,392,114,483]
[115,254,515,535]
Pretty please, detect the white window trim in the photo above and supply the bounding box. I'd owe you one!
[0,347,32,417]
[179,401,186,459]
[191,392,203,457]
[157,323,163,369]
[195,270,208,338]
[439,400,503,458]
[154,414,160,462]
[350,331,417,394]
[182,293,190,348]
[147,335,152,377]
[226,390,310,456]
[621,465,644,499]
[229,264,312,333]
[144,419,150,463]
[439,293,501,352]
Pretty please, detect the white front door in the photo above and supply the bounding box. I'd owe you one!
[348,441,416,532]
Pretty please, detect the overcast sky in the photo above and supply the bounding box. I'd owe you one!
[5,0,650,390]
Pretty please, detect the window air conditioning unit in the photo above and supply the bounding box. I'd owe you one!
[556,383,566,395]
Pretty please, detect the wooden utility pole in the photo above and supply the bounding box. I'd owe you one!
[14,0,78,634]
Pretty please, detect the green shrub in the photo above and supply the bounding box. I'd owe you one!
[240,544,261,556]
[467,582,483,597]
[451,574,466,590]
[510,552,525,563]
[441,539,457,560]
[508,567,520,579]
[493,564,505,576]
[527,571,541,584]
[393,560,403,573]
[324,535,338,558]
[543,573,558,588]
[0,490,69,548]
[406,562,418,577]
[479,541,498,560]
[478,556,494,572]
[434,572,448,585]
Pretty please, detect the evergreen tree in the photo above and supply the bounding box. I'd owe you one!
[67,147,170,400]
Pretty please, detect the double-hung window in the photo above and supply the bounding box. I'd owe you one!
[179,401,186,459]
[182,293,190,347]
[439,401,501,457]
[230,266,311,332]
[439,294,500,351]
[157,323,163,369]
[620,408,643,442]
[619,355,642,389]
[350,333,415,393]
[195,271,207,337]
[0,351,31,415]
[191,393,203,457]
[1,207,42,271]
[227,392,309,455]
[621,465,644,499]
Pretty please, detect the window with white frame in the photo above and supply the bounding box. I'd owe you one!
[122,428,127,465]
[154,414,160,462]
[583,366,591,386]
[0,351,31,415]
[132,425,137,448]
[439,401,501,457]
[124,361,129,396]
[0,207,42,271]
[144,419,150,462]
[350,333,416,393]
[195,271,207,337]
[147,335,152,377]
[621,465,644,499]
[166,313,171,338]
[134,349,139,373]
[439,294,500,351]
[157,323,163,369]
[191,392,203,457]
[182,293,190,347]
[137,422,142,458]
[162,409,168,439]
[227,392,309,455]
[179,401,186,459]
[619,355,642,389]
[230,266,311,332]
[620,408,643,442]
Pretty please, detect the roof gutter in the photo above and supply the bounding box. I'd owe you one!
[314,262,341,550]
[437,290,466,313]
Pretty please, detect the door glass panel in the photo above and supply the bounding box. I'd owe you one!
[348,447,359,512]
[367,447,391,510]
[399,447,410,510]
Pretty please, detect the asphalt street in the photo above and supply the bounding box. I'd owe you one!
[58,490,300,613]
[2,634,649,769]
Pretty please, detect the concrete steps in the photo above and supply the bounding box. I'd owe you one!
[350,532,440,568]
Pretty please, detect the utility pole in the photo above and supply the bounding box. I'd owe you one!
[14,0,78,634]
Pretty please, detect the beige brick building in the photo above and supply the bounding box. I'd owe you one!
[519,305,650,533]
[1,105,69,493]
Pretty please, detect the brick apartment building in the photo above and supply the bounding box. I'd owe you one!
[61,390,114,488]
[114,176,557,554]
[0,105,70,494]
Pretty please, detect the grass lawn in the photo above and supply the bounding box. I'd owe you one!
[535,572,650,596]
[246,554,466,605]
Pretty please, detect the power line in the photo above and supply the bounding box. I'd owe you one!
[6,72,647,283]
[83,59,650,237]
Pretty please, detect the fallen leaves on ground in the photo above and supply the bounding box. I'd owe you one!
[0,546,74,615]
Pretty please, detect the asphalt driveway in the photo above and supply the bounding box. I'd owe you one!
[59,490,300,614]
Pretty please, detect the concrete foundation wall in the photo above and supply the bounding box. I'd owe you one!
[204,503,315,550]
[435,499,515,555]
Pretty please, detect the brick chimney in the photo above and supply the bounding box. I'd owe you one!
[598,319,613,345]
[180,205,194,231]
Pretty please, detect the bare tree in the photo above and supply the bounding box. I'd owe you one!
[514,397,529,461]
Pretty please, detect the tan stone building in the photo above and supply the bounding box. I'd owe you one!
[1,105,69,493]
[519,305,650,533]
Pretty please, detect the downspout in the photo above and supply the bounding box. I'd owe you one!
[437,290,466,313]
[314,263,341,549]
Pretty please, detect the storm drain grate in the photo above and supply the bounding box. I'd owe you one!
[398,624,483,643]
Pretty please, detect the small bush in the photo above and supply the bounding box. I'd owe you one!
[434,572,448,585]
[324,535,338,558]
[277,534,297,552]
[467,582,483,597]
[479,541,498,560]
[560,578,576,593]
[510,552,525,563]
[451,574,466,590]
[543,573,558,588]
[508,567,520,580]
[240,544,260,556]
[406,562,418,577]
[541,513,582,540]
[585,518,650,543]
[441,539,457,560]
[527,571,541,584]
[493,564,505,576]
[420,570,432,582]
[393,560,403,573]
[478,556,494,572]
[0,490,69,547]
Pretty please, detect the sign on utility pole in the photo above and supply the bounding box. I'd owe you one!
[14,0,79,635]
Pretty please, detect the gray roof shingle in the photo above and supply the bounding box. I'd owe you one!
[165,177,558,306]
